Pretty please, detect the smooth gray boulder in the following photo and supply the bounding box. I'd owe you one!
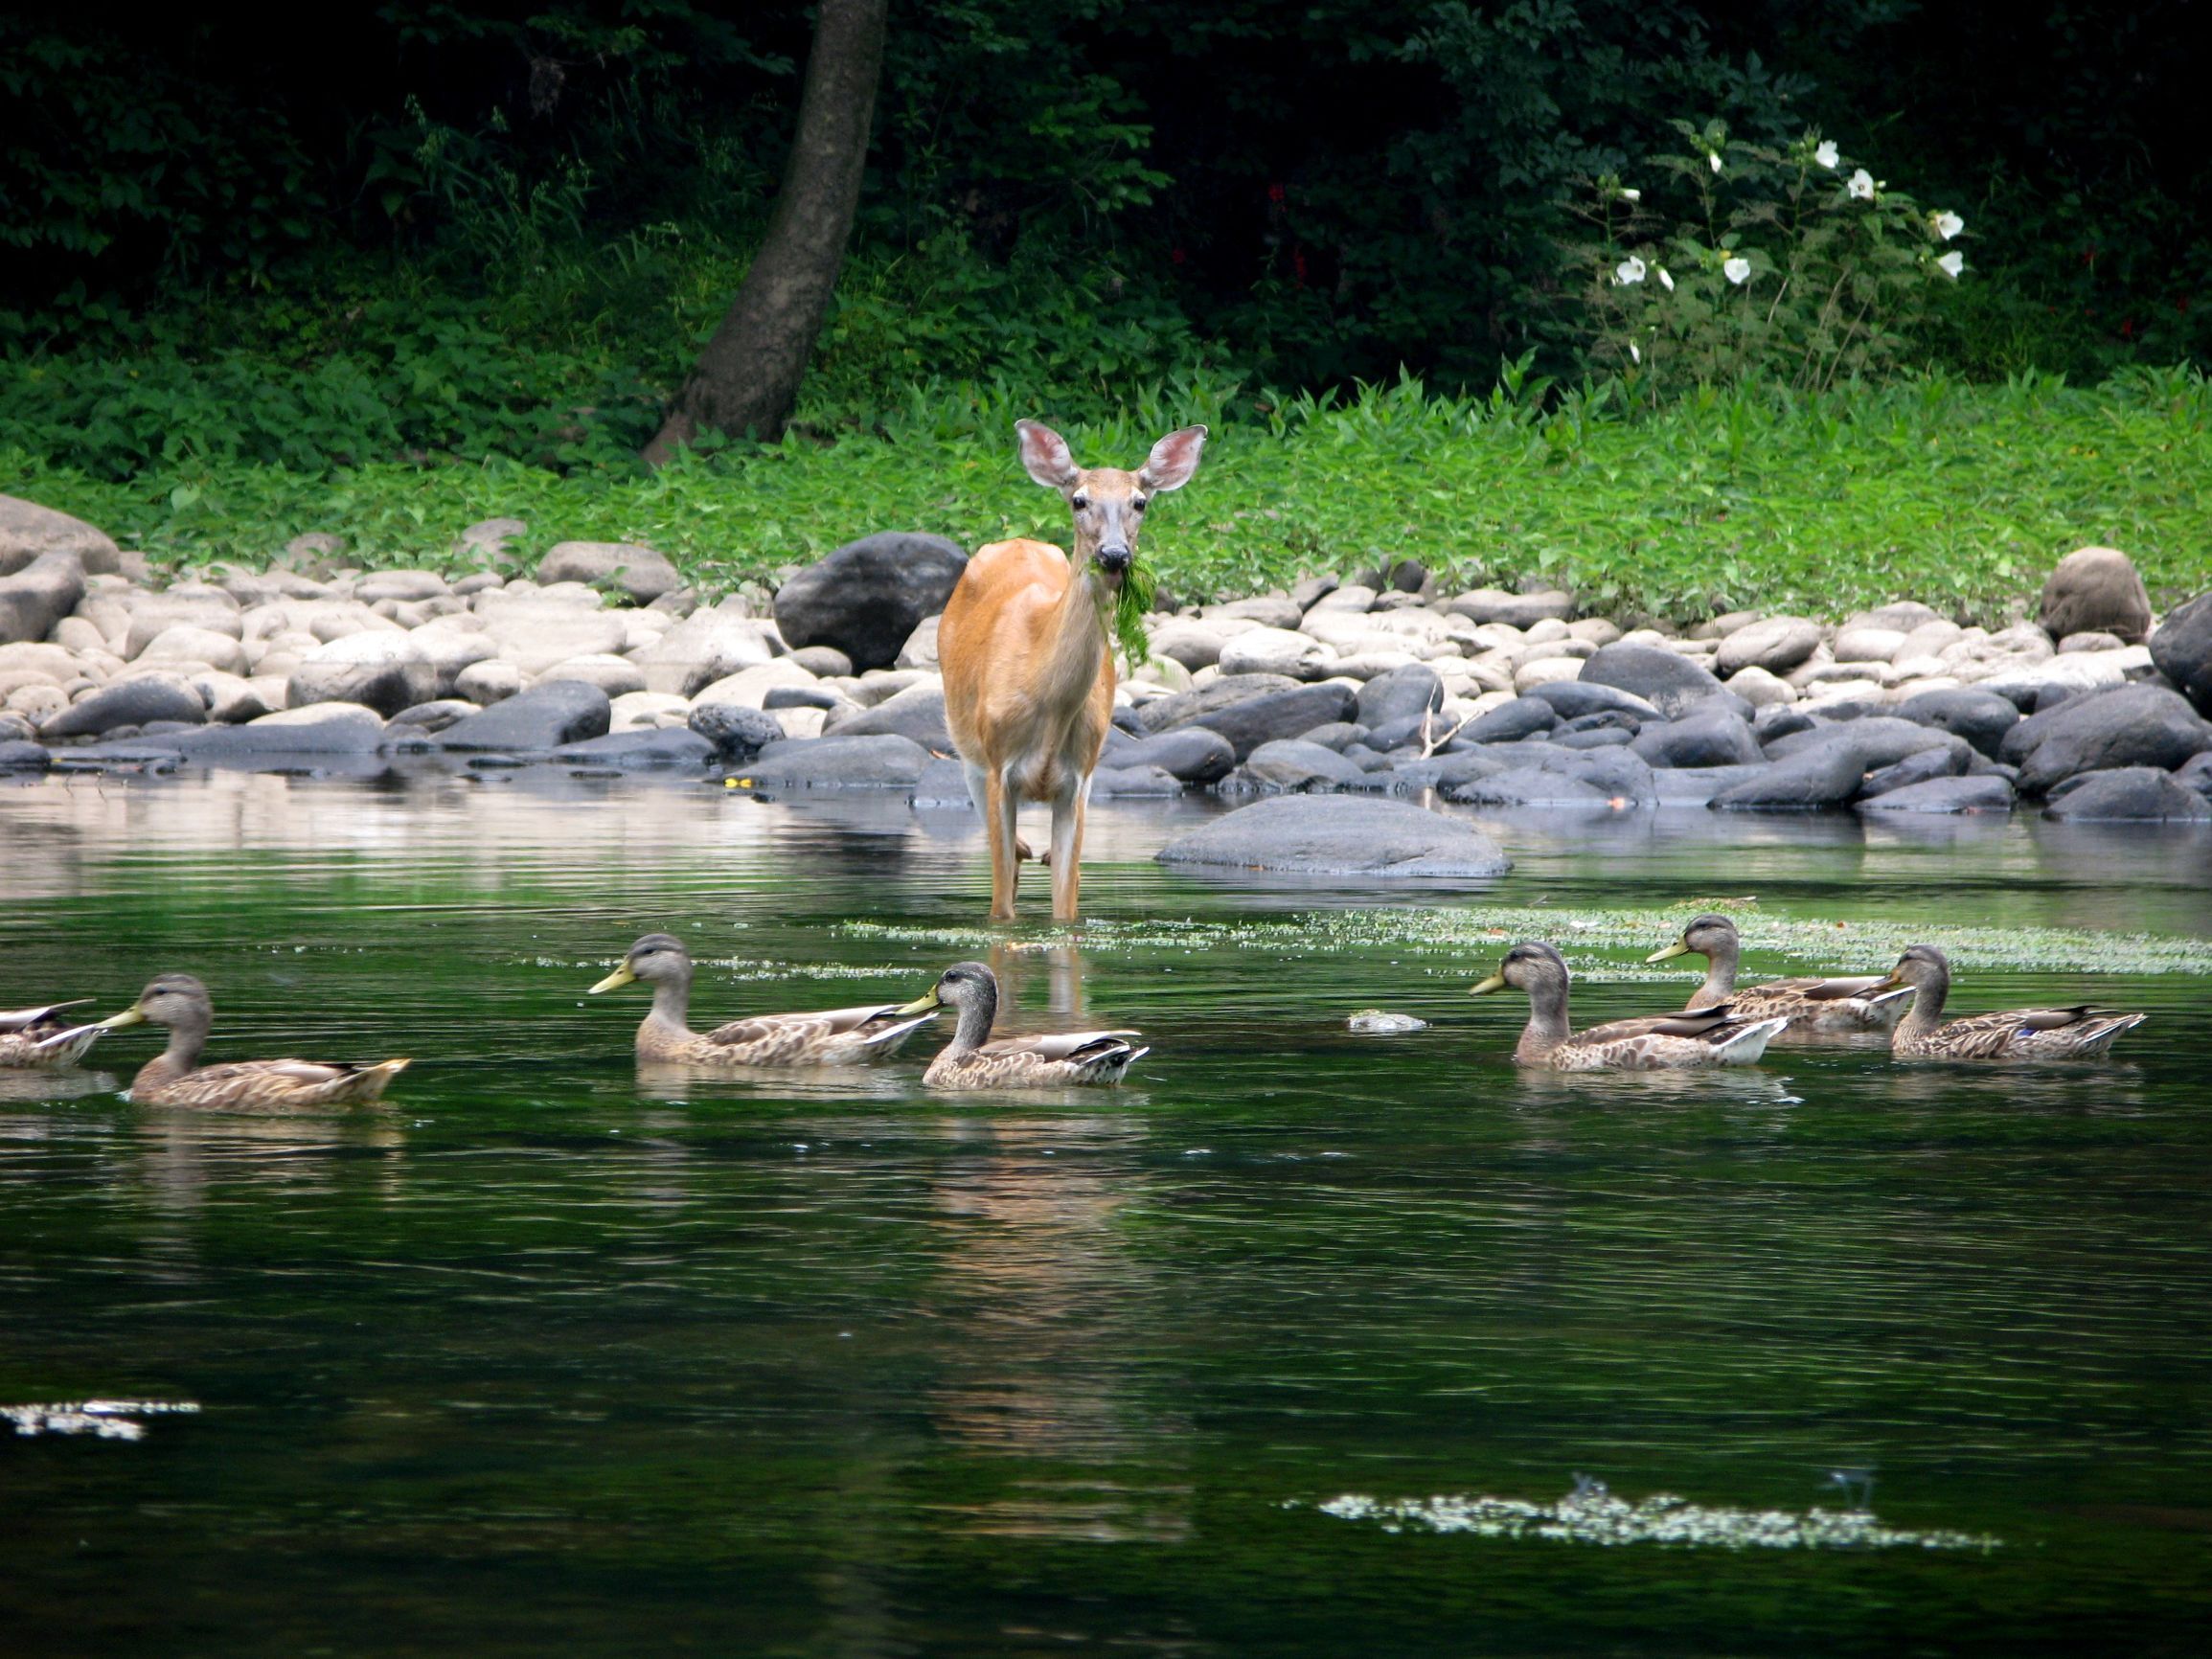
[1355,663,1445,729]
[1708,748,1868,811]
[1715,615,1822,676]
[1090,764,1185,797]
[1228,739,1371,793]
[773,533,968,671]
[536,541,682,603]
[1387,751,1510,793]
[0,551,86,645]
[2012,683,2212,796]
[0,738,51,769]
[1630,708,1763,768]
[38,675,206,739]
[0,495,121,577]
[356,569,450,603]
[1102,726,1237,784]
[1856,775,2017,814]
[1454,696,1557,744]
[551,729,717,768]
[1443,588,1574,628]
[745,734,931,787]
[687,702,784,762]
[1156,795,1511,877]
[911,756,974,807]
[2042,766,2212,821]
[1446,765,1609,807]
[1859,746,1970,797]
[1186,682,1358,760]
[1766,716,1962,771]
[288,633,439,716]
[2039,546,2153,645]
[2175,751,2212,799]
[438,681,612,751]
[630,600,779,695]
[2148,593,2212,717]
[1650,764,1770,806]
[1577,643,1724,718]
[1135,673,1299,734]
[1897,687,2020,756]
[1524,680,1661,722]
[820,683,952,751]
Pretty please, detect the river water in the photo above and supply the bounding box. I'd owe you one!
[3,768,2208,1654]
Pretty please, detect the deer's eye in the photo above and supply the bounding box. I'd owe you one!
[1131,496,1148,512]
[1070,494,1090,511]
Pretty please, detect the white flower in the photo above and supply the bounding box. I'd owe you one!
[1723,257,1751,285]
[1613,256,1647,285]
[1657,265,1675,292]
[1709,152,1723,174]
[1814,140,1839,170]
[1937,250,1964,280]
[1848,169,1875,200]
[1630,341,1641,363]
[1620,188,1641,202]
[1933,210,1964,240]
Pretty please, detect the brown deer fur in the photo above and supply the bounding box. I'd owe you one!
[940,420,1206,920]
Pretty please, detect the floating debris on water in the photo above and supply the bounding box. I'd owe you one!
[4,1398,201,1442]
[1299,1482,1999,1552]
[1348,1010,1429,1034]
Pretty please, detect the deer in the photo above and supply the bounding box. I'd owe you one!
[940,419,1207,922]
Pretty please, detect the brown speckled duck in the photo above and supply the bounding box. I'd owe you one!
[96,975,409,1106]
[589,933,931,1065]
[0,1000,105,1069]
[898,962,1146,1089]
[1471,941,1790,1071]
[1873,944,2146,1060]
[1646,913,1911,1037]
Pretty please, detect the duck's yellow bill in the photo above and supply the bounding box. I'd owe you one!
[588,965,638,994]
[1645,940,1691,964]
[893,989,943,1016]
[94,1006,147,1030]
[1470,974,1507,997]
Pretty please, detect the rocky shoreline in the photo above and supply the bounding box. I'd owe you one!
[5,496,2211,835]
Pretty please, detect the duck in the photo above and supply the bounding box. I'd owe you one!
[0,999,105,1069]
[896,961,1147,1088]
[1871,944,2146,1059]
[94,975,410,1106]
[589,933,933,1065]
[1471,941,1790,1071]
[1645,913,1913,1037]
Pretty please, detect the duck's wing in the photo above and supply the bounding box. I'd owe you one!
[1579,1007,1745,1045]
[0,999,94,1033]
[979,1029,1143,1064]
[700,1003,907,1047]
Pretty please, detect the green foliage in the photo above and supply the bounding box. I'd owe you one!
[10,368,2205,625]
[1566,123,1969,397]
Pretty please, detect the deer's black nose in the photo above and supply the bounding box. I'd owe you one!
[1096,545,1131,574]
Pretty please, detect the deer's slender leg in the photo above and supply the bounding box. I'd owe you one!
[1050,771,1090,921]
[984,768,1019,921]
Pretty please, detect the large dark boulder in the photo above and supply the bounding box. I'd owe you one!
[1454,695,1558,744]
[0,551,86,645]
[1354,663,1444,730]
[2176,751,2212,799]
[820,683,952,751]
[2149,593,2212,716]
[1708,749,1867,811]
[1446,766,1612,808]
[1859,746,1970,798]
[0,495,121,578]
[2042,766,2212,821]
[1896,687,2020,757]
[1630,707,1763,768]
[1525,680,1662,722]
[552,729,718,769]
[1576,643,1724,718]
[1856,775,2017,814]
[1765,716,1963,772]
[438,680,611,751]
[2011,683,2212,796]
[772,533,969,672]
[1157,795,1511,877]
[1186,682,1358,760]
[1444,745,1654,808]
[38,675,206,739]
[0,738,51,769]
[1386,751,1510,793]
[2040,547,2154,644]
[1102,726,1237,784]
[745,734,931,787]
[687,702,784,763]
[1091,764,1185,797]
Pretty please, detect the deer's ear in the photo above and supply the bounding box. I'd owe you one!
[1015,420,1081,489]
[1139,425,1208,492]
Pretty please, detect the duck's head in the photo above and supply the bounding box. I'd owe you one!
[1471,941,1570,1000]
[97,973,212,1032]
[896,960,995,1017]
[590,933,691,993]
[1647,912,1739,964]
[1870,943,1950,994]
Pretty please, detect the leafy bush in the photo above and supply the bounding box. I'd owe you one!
[1566,122,1969,396]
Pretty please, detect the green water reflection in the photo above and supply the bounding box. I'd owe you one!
[2,770,2208,1654]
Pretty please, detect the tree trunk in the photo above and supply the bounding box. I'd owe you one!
[643,0,888,465]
